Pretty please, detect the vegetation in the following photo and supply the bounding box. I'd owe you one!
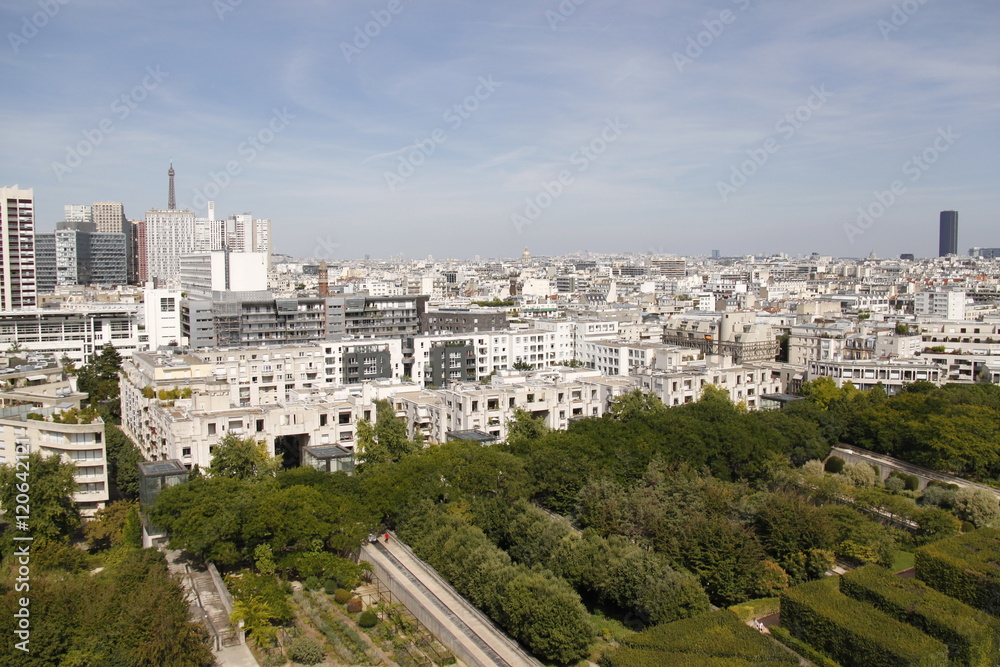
[600,610,797,666]
[780,577,948,666]
[915,528,1000,615]
[75,342,124,422]
[841,564,1000,666]
[208,432,282,479]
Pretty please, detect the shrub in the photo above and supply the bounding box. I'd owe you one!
[952,488,1000,529]
[322,579,338,594]
[604,610,796,665]
[333,588,351,605]
[769,626,840,667]
[884,476,906,493]
[346,598,362,613]
[358,609,378,628]
[729,598,780,622]
[303,576,321,591]
[842,564,1000,667]
[287,637,325,665]
[888,470,920,492]
[843,462,878,487]
[915,528,1000,616]
[780,577,948,666]
[825,457,845,474]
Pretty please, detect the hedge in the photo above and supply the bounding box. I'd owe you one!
[825,457,845,474]
[915,528,1000,616]
[600,648,761,667]
[604,610,796,665]
[780,577,948,666]
[769,626,841,667]
[842,564,999,667]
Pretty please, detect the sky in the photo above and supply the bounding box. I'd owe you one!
[1,0,997,261]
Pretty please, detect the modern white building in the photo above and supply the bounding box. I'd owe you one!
[1,185,37,311]
[915,290,967,321]
[143,287,184,349]
[0,404,109,517]
[179,250,268,299]
[144,208,196,285]
[0,306,142,363]
[807,358,943,395]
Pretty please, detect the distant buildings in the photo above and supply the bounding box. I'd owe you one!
[35,221,127,292]
[0,185,37,310]
[939,211,958,257]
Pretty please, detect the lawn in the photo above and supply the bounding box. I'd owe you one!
[891,550,915,573]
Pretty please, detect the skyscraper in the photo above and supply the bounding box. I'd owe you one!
[939,211,958,256]
[145,164,195,285]
[1,185,37,310]
[93,202,135,283]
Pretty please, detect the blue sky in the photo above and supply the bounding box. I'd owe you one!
[1,0,997,260]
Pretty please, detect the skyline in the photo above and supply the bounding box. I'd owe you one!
[1,0,998,260]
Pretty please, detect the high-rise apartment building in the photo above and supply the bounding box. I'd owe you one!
[93,202,135,283]
[939,211,958,256]
[144,164,195,285]
[1,186,37,310]
[64,204,92,224]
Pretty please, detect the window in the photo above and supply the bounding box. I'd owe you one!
[320,414,328,426]
[160,297,176,312]
[182,447,191,457]
[208,423,217,435]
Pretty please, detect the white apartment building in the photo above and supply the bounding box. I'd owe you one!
[1,185,37,311]
[0,404,108,517]
[915,290,967,321]
[120,347,399,469]
[393,368,632,442]
[144,208,196,285]
[807,358,943,395]
[143,287,183,349]
[635,362,785,409]
[0,305,142,363]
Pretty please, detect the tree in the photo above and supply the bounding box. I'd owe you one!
[504,407,550,449]
[230,596,279,647]
[951,487,1000,529]
[356,400,418,466]
[76,342,124,422]
[208,433,282,479]
[0,451,81,545]
[607,389,667,421]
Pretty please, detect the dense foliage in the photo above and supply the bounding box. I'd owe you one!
[149,467,376,567]
[0,549,214,666]
[842,564,1000,666]
[599,610,797,666]
[780,577,948,667]
[398,504,595,664]
[915,528,1000,615]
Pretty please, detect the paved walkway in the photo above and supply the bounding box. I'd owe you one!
[363,534,542,666]
[213,644,260,667]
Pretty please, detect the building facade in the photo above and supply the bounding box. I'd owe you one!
[1,186,37,310]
